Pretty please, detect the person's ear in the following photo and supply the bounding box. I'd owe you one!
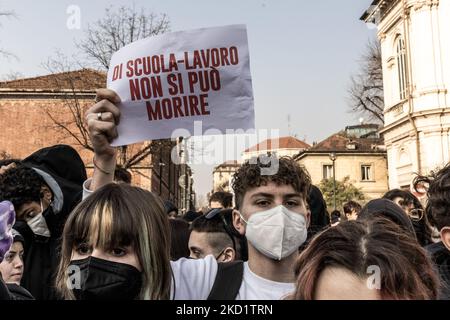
[219,247,235,262]
[305,201,311,228]
[232,209,246,236]
[440,227,450,252]
[40,185,53,206]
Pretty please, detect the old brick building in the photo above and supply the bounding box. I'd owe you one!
[0,69,193,209]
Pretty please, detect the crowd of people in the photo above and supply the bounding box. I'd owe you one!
[0,88,449,300]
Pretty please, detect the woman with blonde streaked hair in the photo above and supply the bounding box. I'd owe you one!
[55,183,172,300]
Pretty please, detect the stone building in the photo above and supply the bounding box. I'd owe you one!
[362,0,450,188]
[212,160,241,193]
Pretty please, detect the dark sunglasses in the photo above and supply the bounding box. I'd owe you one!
[204,208,238,252]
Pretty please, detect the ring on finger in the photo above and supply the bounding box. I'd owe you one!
[97,112,102,121]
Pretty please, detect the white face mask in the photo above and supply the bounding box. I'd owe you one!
[240,205,307,261]
[26,200,51,238]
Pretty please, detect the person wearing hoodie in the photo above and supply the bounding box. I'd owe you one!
[0,229,34,300]
[0,145,86,299]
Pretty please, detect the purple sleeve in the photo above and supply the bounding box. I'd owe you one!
[0,200,16,262]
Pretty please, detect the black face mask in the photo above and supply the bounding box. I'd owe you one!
[69,256,142,300]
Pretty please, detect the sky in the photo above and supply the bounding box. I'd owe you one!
[0,0,376,204]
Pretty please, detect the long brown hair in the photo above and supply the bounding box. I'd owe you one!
[291,217,439,300]
[56,183,172,300]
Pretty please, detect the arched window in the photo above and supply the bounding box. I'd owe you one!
[396,36,408,100]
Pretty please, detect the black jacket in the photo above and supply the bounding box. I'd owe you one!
[426,242,450,300]
[14,145,86,300]
[6,283,34,300]
[0,278,11,300]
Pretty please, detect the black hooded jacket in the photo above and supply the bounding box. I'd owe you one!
[307,185,330,238]
[426,242,450,300]
[6,283,34,300]
[13,145,86,300]
[0,278,11,300]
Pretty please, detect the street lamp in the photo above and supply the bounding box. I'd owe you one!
[329,152,337,211]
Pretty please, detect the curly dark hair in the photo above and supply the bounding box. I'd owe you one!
[232,156,311,210]
[414,163,450,231]
[343,200,362,215]
[0,165,46,209]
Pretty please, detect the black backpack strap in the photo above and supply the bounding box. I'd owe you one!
[207,261,244,300]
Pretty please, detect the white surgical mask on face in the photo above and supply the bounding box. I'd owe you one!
[26,200,51,238]
[240,205,307,261]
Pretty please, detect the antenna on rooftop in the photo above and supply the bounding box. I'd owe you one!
[287,114,292,136]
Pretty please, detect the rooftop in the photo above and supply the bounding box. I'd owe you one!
[360,0,398,22]
[0,69,106,92]
[244,136,310,153]
[296,132,385,157]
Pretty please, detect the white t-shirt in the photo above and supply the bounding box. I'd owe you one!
[170,255,295,300]
[83,180,295,300]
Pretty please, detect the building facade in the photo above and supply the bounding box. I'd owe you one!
[212,160,241,193]
[295,125,389,201]
[0,69,192,208]
[362,0,450,188]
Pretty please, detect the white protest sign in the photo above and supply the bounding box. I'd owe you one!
[107,24,255,146]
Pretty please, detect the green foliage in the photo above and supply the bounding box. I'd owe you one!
[319,176,365,211]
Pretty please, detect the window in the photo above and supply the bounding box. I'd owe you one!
[323,165,333,180]
[396,36,408,100]
[361,165,372,181]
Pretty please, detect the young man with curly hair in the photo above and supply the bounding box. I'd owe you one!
[83,88,312,300]
[0,145,86,300]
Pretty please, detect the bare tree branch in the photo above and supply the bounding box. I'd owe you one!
[40,6,172,173]
[0,10,17,59]
[348,39,384,124]
[76,6,170,70]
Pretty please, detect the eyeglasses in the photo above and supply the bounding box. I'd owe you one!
[205,208,223,219]
[408,208,424,222]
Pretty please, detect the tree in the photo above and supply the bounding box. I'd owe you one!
[42,53,173,175]
[318,176,365,211]
[0,150,12,160]
[77,5,170,70]
[1,71,24,81]
[42,5,172,172]
[348,40,384,124]
[0,10,16,59]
